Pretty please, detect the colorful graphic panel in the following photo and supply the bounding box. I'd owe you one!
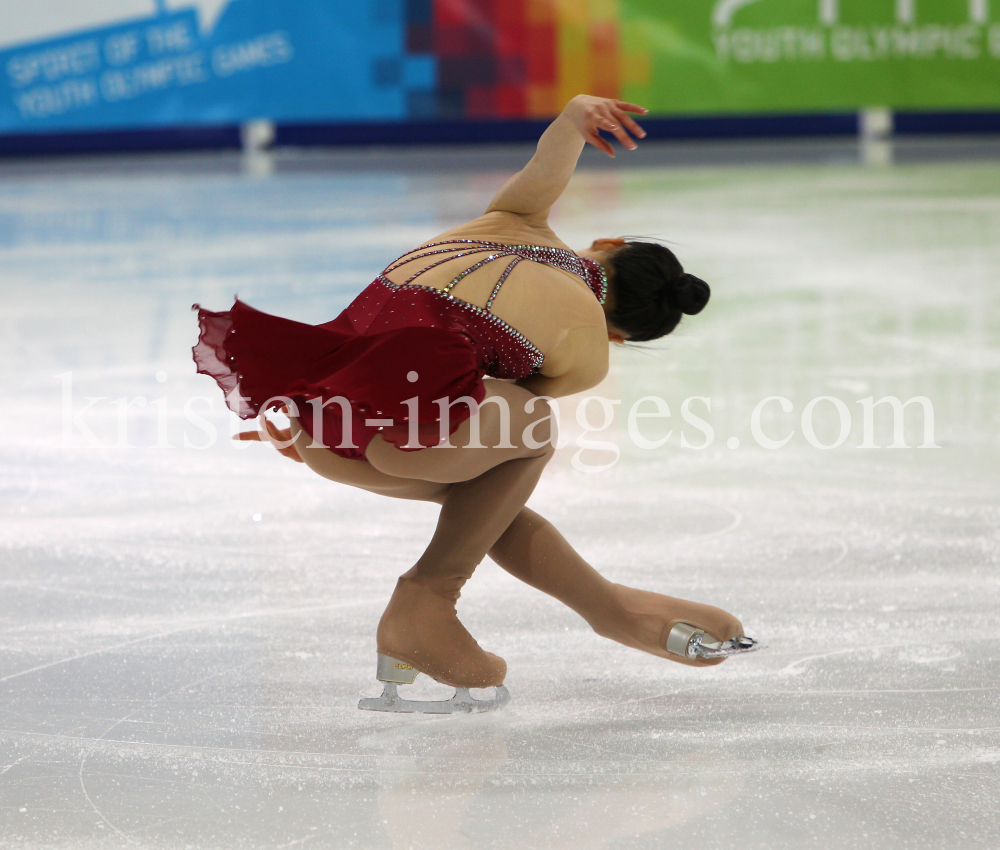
[400,0,1000,116]
[1,0,999,135]
[399,0,621,119]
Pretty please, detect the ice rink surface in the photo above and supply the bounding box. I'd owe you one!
[1,137,999,849]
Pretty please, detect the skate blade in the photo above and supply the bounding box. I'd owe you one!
[359,681,510,715]
[666,622,766,660]
[689,634,764,659]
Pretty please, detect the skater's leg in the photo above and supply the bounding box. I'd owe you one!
[271,408,742,673]
[371,382,558,688]
[364,380,555,484]
[487,508,744,668]
[286,414,450,503]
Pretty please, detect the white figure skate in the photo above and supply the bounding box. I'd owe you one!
[358,654,511,715]
[665,623,764,660]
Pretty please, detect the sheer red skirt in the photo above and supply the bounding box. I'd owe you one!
[192,292,517,460]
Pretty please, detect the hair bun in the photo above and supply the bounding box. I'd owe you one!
[670,272,710,315]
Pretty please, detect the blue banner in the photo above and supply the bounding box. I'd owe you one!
[0,0,435,133]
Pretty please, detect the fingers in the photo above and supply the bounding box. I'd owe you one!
[615,100,648,115]
[233,425,293,442]
[263,416,304,462]
[262,417,287,442]
[585,131,616,158]
[233,420,291,445]
[233,419,303,462]
[602,119,637,151]
[573,96,649,156]
[614,108,647,140]
[278,445,305,463]
[593,105,647,153]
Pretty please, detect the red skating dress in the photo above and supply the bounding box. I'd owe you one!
[192,239,608,460]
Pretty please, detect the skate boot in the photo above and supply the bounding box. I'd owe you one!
[359,573,509,715]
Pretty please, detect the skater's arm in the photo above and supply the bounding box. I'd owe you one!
[485,95,647,222]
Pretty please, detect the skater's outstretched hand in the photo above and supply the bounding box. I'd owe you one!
[485,94,647,219]
[563,94,647,158]
[234,414,303,463]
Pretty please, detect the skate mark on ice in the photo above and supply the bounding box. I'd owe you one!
[0,596,381,685]
[780,644,902,676]
[679,502,742,542]
[273,830,330,849]
[78,752,134,844]
[0,755,27,776]
[779,640,964,676]
[78,659,264,842]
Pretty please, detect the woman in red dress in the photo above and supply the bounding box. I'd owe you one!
[194,95,759,713]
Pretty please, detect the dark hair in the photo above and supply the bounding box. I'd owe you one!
[605,241,710,342]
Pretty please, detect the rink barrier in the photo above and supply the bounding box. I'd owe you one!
[0,124,242,158]
[272,112,860,146]
[3,110,1000,158]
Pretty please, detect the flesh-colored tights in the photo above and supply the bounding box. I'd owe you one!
[274,393,743,689]
[365,445,744,688]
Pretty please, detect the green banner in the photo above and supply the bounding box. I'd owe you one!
[621,0,1000,113]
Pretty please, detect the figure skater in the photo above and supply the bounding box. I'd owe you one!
[193,95,761,714]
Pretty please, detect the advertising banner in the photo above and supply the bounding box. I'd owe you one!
[622,0,1000,113]
[1,1,998,136]
[0,0,432,132]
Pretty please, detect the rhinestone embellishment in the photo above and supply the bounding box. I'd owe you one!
[357,238,607,378]
[386,239,606,305]
[373,277,545,372]
[370,238,606,375]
